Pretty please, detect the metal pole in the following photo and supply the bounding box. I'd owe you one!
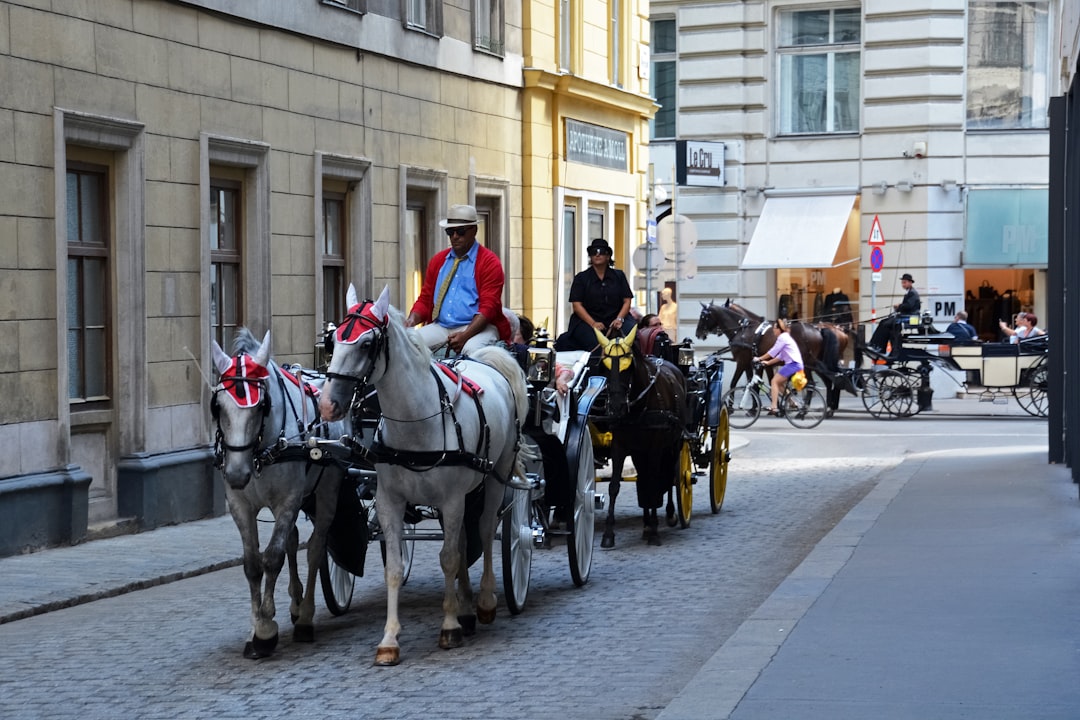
[647,163,655,313]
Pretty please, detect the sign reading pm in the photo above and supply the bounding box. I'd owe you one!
[676,140,725,187]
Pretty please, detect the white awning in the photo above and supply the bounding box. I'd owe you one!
[740,195,857,269]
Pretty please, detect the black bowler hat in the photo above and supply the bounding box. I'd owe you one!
[587,238,613,255]
[900,273,915,282]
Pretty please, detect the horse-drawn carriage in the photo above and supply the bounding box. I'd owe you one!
[857,313,1049,419]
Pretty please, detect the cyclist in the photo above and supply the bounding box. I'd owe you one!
[754,317,804,416]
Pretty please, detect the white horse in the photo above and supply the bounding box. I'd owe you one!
[211,328,345,659]
[318,285,528,666]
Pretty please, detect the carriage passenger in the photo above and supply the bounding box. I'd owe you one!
[946,311,979,341]
[999,312,1044,344]
[405,204,511,355]
[754,317,805,417]
[554,238,633,354]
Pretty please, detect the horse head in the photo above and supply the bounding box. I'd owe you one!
[696,302,749,341]
[594,325,637,419]
[319,284,391,422]
[211,329,273,489]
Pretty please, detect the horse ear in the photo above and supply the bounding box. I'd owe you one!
[372,285,390,321]
[212,340,232,375]
[593,328,611,348]
[346,283,359,310]
[253,331,271,368]
[623,323,638,346]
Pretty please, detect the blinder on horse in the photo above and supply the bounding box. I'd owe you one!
[325,300,390,386]
[212,351,273,465]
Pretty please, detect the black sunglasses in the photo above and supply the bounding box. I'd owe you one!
[445,226,474,237]
[589,247,612,256]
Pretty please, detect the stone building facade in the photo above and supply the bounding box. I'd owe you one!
[0,0,524,554]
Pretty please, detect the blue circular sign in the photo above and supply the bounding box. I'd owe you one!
[870,246,884,272]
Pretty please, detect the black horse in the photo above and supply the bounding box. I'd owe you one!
[592,327,688,547]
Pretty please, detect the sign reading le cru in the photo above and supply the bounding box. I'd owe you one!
[565,119,628,171]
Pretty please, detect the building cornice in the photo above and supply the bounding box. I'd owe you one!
[524,68,658,119]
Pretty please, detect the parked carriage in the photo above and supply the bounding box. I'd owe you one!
[855,314,1048,419]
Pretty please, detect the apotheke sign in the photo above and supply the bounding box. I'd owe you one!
[676,140,725,187]
[565,119,628,171]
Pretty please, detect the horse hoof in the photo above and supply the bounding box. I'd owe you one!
[600,534,614,549]
[374,646,400,666]
[293,624,315,643]
[646,531,662,547]
[665,513,678,528]
[458,613,478,635]
[290,611,299,624]
[243,633,278,659]
[476,606,496,625]
[439,628,464,649]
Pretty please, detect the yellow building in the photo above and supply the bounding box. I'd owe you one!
[521,0,656,331]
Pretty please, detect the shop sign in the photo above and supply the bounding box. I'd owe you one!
[565,119,628,171]
[676,140,725,187]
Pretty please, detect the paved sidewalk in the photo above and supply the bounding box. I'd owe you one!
[659,443,1080,719]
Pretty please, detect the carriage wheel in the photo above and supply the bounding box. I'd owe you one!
[501,485,533,615]
[709,407,730,514]
[783,385,828,429]
[379,522,416,586]
[722,385,762,429]
[566,417,596,587]
[320,549,355,616]
[879,370,918,418]
[674,440,694,528]
[1014,358,1048,418]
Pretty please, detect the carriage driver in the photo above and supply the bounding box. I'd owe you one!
[406,204,511,354]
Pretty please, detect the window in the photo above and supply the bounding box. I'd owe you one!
[405,204,428,304]
[210,182,242,350]
[475,0,504,55]
[650,19,676,139]
[321,0,362,12]
[967,0,1049,130]
[610,0,623,87]
[66,164,111,405]
[560,0,573,71]
[405,0,441,34]
[322,193,347,327]
[777,7,861,135]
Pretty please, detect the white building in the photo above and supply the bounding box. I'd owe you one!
[644,0,1055,351]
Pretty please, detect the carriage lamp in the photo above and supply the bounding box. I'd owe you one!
[526,346,553,384]
[314,322,336,371]
[677,343,695,370]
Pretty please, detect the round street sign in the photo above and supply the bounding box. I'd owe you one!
[632,243,666,275]
[870,246,884,272]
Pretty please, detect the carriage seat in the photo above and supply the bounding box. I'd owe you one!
[636,326,671,357]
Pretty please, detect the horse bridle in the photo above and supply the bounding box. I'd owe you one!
[326,302,390,390]
[212,371,271,468]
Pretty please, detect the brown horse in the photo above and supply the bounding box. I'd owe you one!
[695,301,859,412]
[592,327,688,547]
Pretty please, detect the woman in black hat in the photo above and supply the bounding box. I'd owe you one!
[555,238,634,352]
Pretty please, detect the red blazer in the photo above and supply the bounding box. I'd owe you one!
[410,244,511,342]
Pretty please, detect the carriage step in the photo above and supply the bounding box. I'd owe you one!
[594,493,608,511]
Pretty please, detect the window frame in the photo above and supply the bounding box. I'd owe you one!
[209,178,243,352]
[320,0,363,13]
[966,0,1050,131]
[474,0,505,56]
[66,161,112,409]
[650,17,677,140]
[775,6,862,137]
[321,190,348,329]
[403,0,443,36]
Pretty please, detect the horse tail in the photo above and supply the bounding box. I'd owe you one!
[850,328,863,368]
[820,326,840,372]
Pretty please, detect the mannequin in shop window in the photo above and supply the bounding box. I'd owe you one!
[823,287,853,326]
[658,287,678,341]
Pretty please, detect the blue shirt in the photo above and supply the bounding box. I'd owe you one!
[433,241,480,328]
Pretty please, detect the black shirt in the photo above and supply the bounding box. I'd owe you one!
[567,267,633,329]
[897,288,921,314]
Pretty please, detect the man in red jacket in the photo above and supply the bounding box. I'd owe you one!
[406,204,511,354]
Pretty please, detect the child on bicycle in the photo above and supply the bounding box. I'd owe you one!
[755,317,804,416]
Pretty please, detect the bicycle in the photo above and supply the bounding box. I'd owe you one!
[721,364,828,429]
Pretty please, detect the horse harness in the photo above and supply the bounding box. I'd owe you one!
[213,355,326,472]
[327,300,506,478]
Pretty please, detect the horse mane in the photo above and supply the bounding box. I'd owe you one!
[386,306,433,363]
[231,327,263,355]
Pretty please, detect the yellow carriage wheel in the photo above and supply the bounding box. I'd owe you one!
[709,407,730,514]
[675,439,693,528]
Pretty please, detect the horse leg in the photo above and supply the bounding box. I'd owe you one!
[437,496,467,651]
[601,447,625,549]
[454,524,477,636]
[644,507,661,546]
[374,491,407,666]
[286,524,301,625]
[666,487,677,527]
[251,506,299,658]
[295,468,341,643]
[473,478,504,626]
[225,489,272,659]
